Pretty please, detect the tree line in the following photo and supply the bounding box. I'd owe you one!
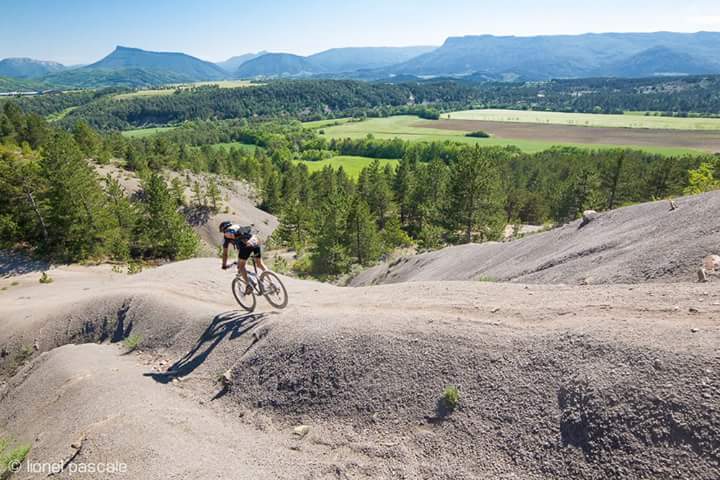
[3,100,719,276]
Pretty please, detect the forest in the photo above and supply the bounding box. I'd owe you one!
[3,100,719,277]
[5,75,720,133]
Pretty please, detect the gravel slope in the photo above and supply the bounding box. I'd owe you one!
[1,258,718,479]
[352,191,720,286]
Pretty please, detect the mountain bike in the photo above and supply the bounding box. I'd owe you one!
[230,255,288,312]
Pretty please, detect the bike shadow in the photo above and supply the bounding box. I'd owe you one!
[146,310,269,384]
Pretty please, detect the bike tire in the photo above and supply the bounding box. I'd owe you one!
[232,276,256,312]
[259,271,288,309]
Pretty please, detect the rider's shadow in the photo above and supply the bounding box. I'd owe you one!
[146,310,268,384]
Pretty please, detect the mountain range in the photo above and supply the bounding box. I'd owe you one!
[3,32,720,92]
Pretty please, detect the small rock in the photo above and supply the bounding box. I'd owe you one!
[689,307,700,314]
[653,360,664,371]
[293,425,310,438]
[491,307,500,314]
[691,328,699,333]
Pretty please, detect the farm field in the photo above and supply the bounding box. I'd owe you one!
[315,115,705,155]
[114,80,256,100]
[444,108,720,130]
[294,155,398,178]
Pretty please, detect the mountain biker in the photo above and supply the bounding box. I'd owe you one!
[219,221,268,294]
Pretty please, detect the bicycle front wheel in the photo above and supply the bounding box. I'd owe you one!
[232,276,256,312]
[259,271,288,309]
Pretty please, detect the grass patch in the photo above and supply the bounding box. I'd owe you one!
[302,117,354,129]
[9,282,18,287]
[46,106,79,122]
[1,437,31,480]
[208,142,258,153]
[121,126,179,138]
[294,155,399,178]
[38,272,53,284]
[444,108,720,131]
[123,334,142,352]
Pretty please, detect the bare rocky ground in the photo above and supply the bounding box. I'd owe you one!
[352,191,720,287]
[1,254,719,479]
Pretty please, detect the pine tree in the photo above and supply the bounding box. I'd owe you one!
[345,195,382,266]
[104,174,137,260]
[446,146,505,243]
[41,132,111,260]
[277,200,312,252]
[206,181,222,212]
[192,181,206,208]
[170,177,186,207]
[311,194,350,275]
[139,173,199,260]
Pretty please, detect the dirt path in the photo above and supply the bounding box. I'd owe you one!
[416,119,720,152]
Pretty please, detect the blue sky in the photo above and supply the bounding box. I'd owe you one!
[1,0,720,64]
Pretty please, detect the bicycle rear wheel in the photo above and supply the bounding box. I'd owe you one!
[232,276,256,312]
[259,271,288,309]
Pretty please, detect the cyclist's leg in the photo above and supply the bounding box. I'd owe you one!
[252,245,268,272]
[237,242,254,293]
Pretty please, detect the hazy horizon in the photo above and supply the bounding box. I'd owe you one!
[1,0,720,64]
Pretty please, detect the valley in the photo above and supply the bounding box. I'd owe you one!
[3,7,720,479]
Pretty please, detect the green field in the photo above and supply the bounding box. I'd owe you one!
[208,142,258,153]
[302,118,354,129]
[46,106,79,122]
[444,109,720,131]
[114,80,256,100]
[121,126,179,138]
[314,115,700,155]
[295,155,399,178]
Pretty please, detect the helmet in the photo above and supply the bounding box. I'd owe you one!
[218,221,233,233]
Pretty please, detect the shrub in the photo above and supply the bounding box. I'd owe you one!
[0,438,31,479]
[465,131,490,138]
[123,334,142,352]
[38,272,53,284]
[272,255,289,274]
[442,385,460,411]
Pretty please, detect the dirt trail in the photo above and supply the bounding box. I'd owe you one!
[1,257,719,479]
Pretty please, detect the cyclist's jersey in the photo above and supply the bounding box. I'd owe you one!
[223,224,255,249]
[224,224,252,240]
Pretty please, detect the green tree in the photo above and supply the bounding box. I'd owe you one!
[446,146,505,243]
[42,132,111,260]
[138,173,199,260]
[206,181,222,212]
[685,161,720,195]
[104,175,137,260]
[72,120,102,158]
[311,194,350,275]
[192,181,206,208]
[345,195,382,266]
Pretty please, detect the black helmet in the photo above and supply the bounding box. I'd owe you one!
[218,221,233,233]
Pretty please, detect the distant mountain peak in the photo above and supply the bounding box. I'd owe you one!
[0,57,66,78]
[86,46,227,81]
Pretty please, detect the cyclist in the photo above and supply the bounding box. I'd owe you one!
[219,221,268,294]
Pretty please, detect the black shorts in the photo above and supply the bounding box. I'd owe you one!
[237,242,261,261]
